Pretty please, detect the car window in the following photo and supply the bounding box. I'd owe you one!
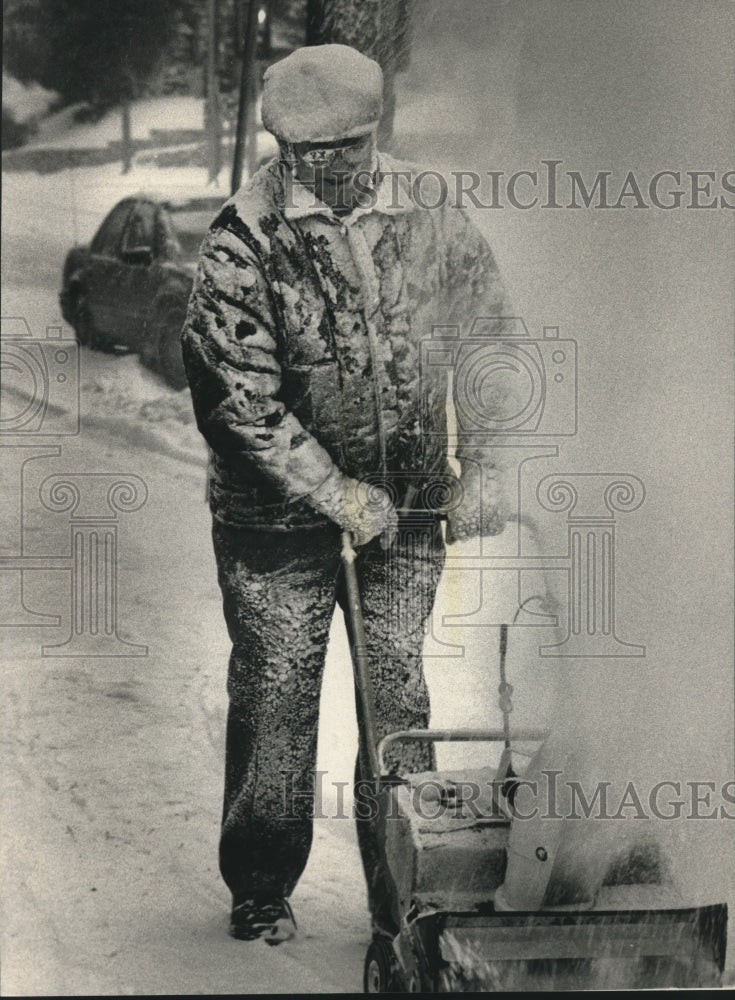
[90,201,134,256]
[122,202,157,253]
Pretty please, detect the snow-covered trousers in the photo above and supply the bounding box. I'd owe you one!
[211,517,445,925]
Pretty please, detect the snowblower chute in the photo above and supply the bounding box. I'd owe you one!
[340,532,729,992]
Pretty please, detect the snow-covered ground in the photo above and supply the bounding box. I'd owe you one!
[3,1,734,993]
[0,416,372,994]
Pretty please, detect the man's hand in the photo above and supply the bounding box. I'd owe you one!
[341,480,398,548]
[444,465,505,544]
[308,469,398,548]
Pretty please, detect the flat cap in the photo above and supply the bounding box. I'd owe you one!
[261,44,383,143]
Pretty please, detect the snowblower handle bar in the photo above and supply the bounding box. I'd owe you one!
[377,728,550,777]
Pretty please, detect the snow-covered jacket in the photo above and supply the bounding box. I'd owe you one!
[181,153,515,530]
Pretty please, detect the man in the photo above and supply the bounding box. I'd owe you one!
[182,43,514,944]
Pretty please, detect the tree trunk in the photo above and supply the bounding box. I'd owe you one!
[206,0,222,183]
[306,0,413,150]
[230,0,260,196]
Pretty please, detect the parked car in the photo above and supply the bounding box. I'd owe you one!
[60,193,224,389]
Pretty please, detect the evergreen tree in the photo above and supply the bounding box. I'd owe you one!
[4,0,180,111]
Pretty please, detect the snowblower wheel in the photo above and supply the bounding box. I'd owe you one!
[364,937,403,993]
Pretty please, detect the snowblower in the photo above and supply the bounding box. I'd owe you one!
[340,530,728,992]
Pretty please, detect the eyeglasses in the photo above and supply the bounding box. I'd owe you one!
[295,135,372,167]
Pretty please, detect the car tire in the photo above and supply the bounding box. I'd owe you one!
[72,290,114,352]
[152,302,188,390]
[71,290,94,347]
